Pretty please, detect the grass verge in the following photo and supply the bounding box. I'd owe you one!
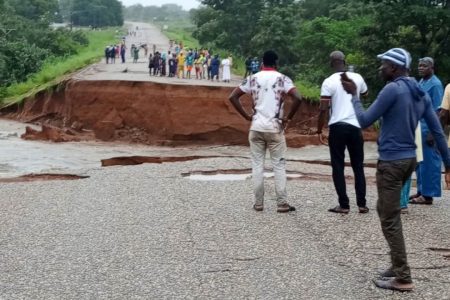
[1,28,123,106]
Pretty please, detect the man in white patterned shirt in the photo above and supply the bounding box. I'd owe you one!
[228,50,302,213]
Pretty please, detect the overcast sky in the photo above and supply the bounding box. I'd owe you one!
[120,0,200,10]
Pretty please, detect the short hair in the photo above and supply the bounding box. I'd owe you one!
[419,57,434,67]
[263,50,278,67]
[330,51,345,61]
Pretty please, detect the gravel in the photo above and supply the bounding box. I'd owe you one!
[1,155,449,299]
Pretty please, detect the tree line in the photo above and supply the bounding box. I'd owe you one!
[124,3,189,23]
[191,0,450,97]
[0,0,123,96]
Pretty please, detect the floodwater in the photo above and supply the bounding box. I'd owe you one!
[0,119,379,179]
[0,119,168,178]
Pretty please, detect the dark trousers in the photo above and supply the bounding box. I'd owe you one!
[376,158,416,283]
[329,123,366,209]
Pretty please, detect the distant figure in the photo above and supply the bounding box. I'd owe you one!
[177,52,185,78]
[221,56,232,83]
[251,57,260,74]
[120,44,126,63]
[210,55,220,81]
[133,47,139,63]
[168,53,177,77]
[105,45,110,64]
[244,56,252,78]
[109,46,116,64]
[148,54,154,75]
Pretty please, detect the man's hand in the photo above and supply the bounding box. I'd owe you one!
[245,114,253,121]
[340,72,357,96]
[281,118,291,130]
[318,132,329,146]
[426,132,435,147]
[446,167,450,190]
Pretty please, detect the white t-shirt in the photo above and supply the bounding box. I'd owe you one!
[321,72,368,128]
[240,70,296,133]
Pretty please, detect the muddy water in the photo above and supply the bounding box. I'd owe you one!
[0,119,177,178]
[0,119,379,178]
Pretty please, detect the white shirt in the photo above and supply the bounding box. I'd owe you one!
[240,70,296,133]
[321,72,368,128]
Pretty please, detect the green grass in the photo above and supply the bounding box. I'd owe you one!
[1,28,123,105]
[295,80,320,102]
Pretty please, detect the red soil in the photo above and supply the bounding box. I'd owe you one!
[2,79,377,147]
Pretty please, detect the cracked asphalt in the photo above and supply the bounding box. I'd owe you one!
[1,156,449,299]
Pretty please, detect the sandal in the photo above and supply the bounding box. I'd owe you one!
[358,207,369,214]
[409,195,433,205]
[277,203,296,213]
[408,193,421,200]
[253,204,264,211]
[328,206,349,214]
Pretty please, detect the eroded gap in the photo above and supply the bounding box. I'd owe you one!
[0,173,89,183]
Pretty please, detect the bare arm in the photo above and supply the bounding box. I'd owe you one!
[228,87,252,121]
[317,96,330,134]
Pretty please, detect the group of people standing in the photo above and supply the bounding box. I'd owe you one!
[104,43,126,64]
[147,46,233,82]
[229,49,450,293]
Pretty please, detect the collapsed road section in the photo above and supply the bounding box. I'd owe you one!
[2,79,377,147]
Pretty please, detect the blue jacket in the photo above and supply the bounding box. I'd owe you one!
[351,76,450,166]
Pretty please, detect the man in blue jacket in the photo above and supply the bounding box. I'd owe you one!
[340,48,450,292]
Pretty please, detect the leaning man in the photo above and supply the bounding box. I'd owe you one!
[228,50,302,213]
[341,48,450,291]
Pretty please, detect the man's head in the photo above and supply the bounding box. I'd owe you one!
[263,50,278,68]
[329,51,345,70]
[376,48,411,81]
[418,57,434,79]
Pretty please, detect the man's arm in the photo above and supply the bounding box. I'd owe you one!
[284,89,302,120]
[341,74,394,128]
[228,87,252,121]
[317,96,330,134]
[423,102,450,169]
[439,108,449,129]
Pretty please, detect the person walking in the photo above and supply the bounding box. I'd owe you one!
[409,57,444,205]
[317,51,369,214]
[340,48,450,292]
[228,50,302,213]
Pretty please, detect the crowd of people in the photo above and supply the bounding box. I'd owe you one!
[146,43,235,82]
[104,33,266,83]
[229,49,450,293]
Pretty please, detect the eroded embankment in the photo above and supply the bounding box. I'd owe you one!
[1,79,376,147]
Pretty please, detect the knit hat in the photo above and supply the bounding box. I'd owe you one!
[377,48,411,69]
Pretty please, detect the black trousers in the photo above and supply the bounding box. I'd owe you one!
[329,123,366,209]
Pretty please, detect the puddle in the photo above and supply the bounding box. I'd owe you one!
[187,172,303,181]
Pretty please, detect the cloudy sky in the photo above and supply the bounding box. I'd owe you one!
[120,0,200,10]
